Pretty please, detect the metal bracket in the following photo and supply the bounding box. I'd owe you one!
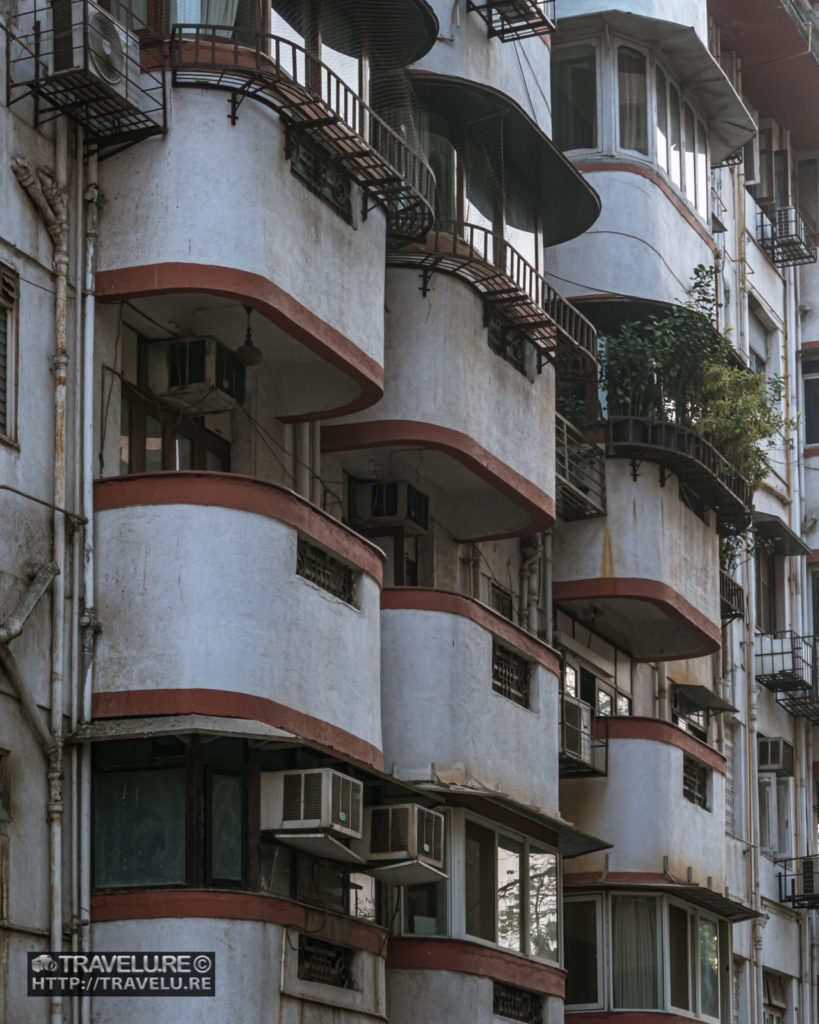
[630,457,641,482]
[419,268,433,297]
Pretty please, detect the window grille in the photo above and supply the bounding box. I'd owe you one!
[490,583,514,621]
[296,539,355,604]
[488,318,528,375]
[683,756,708,808]
[0,266,17,438]
[297,936,355,989]
[493,981,543,1023]
[492,642,530,708]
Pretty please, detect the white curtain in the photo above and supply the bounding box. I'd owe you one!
[618,47,648,155]
[612,895,661,1008]
[171,0,239,29]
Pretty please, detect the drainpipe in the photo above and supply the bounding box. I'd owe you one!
[12,117,71,1024]
[519,537,539,632]
[542,532,553,645]
[746,546,763,1024]
[310,422,322,506]
[79,151,100,1024]
[294,422,311,498]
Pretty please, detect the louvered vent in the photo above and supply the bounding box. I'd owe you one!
[331,773,362,833]
[283,772,325,822]
[803,858,817,897]
[365,804,445,868]
[417,807,443,862]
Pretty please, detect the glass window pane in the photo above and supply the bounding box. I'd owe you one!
[94,769,186,888]
[296,853,346,914]
[175,434,193,470]
[565,900,598,1004]
[669,904,691,1010]
[696,120,708,218]
[349,873,378,921]
[119,396,131,475]
[260,838,292,897]
[206,449,226,472]
[497,837,522,952]
[699,917,720,1018]
[805,378,819,444]
[669,86,682,186]
[465,821,495,941]
[552,45,597,151]
[655,67,668,172]
[618,47,648,154]
[209,772,243,882]
[145,414,163,472]
[612,894,660,1008]
[684,105,697,205]
[405,881,446,935]
[527,849,558,961]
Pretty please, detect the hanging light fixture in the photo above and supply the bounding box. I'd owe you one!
[235,304,263,366]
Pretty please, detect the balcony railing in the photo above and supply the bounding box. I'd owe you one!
[559,694,608,777]
[754,631,815,691]
[169,26,435,239]
[466,0,556,40]
[719,569,744,622]
[555,413,607,520]
[387,221,597,367]
[778,856,819,908]
[757,204,818,268]
[7,0,166,147]
[605,417,752,535]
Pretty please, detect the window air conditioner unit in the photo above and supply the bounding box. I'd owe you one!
[353,804,447,885]
[52,0,141,102]
[758,737,794,777]
[798,855,819,898]
[259,769,365,864]
[352,481,429,534]
[149,337,245,414]
[562,694,592,765]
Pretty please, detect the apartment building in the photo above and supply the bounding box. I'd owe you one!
[0,0,817,1021]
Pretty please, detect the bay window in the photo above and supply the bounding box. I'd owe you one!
[668,902,721,1021]
[612,894,662,1008]
[552,44,597,151]
[618,47,648,155]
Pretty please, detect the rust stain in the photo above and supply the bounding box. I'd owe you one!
[601,520,614,577]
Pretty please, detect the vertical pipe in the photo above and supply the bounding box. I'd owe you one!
[543,532,553,645]
[295,422,310,498]
[310,421,321,506]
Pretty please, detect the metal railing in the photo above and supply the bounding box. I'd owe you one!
[169,25,435,238]
[778,856,819,908]
[605,417,753,535]
[388,220,597,364]
[757,203,817,268]
[559,693,608,777]
[555,413,607,520]
[719,569,744,622]
[467,0,556,41]
[754,631,815,691]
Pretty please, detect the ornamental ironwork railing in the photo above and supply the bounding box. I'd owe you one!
[296,538,355,605]
[555,413,607,520]
[492,640,531,708]
[388,221,597,367]
[169,25,435,238]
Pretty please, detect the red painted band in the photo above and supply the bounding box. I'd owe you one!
[91,890,386,956]
[553,577,721,660]
[574,161,715,248]
[595,716,726,775]
[386,938,565,998]
[321,419,556,542]
[94,472,384,583]
[564,871,670,886]
[381,587,561,675]
[804,446,819,460]
[802,340,819,350]
[92,688,384,771]
[807,552,819,564]
[95,263,383,421]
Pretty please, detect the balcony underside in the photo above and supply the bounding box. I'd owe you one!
[554,581,721,661]
[322,421,555,541]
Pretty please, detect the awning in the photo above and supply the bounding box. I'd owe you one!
[672,683,738,714]
[565,874,761,922]
[555,11,757,163]
[753,511,811,556]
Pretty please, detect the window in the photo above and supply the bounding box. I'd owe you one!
[552,44,597,151]
[758,774,792,858]
[725,728,738,835]
[668,903,720,1021]
[464,821,558,962]
[683,756,709,809]
[490,583,515,621]
[611,894,661,1008]
[564,897,602,1007]
[0,265,18,442]
[618,47,648,154]
[762,972,787,1024]
[748,304,769,375]
[672,690,709,743]
[756,547,777,634]
[492,642,531,708]
[803,357,819,445]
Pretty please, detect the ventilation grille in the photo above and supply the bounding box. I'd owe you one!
[331,772,362,834]
[298,936,355,989]
[371,806,409,854]
[297,539,355,605]
[493,981,543,1022]
[282,772,323,823]
[492,641,531,708]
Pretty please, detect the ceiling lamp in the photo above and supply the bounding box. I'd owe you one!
[235,305,263,366]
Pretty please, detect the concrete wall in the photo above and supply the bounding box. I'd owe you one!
[97,88,388,371]
[562,734,726,888]
[412,0,552,133]
[558,0,708,42]
[94,498,383,757]
[381,605,560,816]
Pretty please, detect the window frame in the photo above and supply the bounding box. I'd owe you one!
[664,899,722,1024]
[0,264,19,446]
[564,894,605,1010]
[551,41,601,155]
[758,773,793,860]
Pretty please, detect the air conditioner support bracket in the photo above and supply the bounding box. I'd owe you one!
[630,457,641,482]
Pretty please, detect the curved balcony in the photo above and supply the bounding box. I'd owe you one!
[552,458,721,661]
[605,417,752,535]
[323,266,557,542]
[388,221,597,368]
[92,472,384,769]
[380,588,561,815]
[169,26,434,239]
[562,717,727,892]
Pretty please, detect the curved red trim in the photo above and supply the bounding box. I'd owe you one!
[92,689,384,771]
[91,890,386,956]
[596,716,726,775]
[95,263,383,421]
[381,587,561,675]
[574,161,716,249]
[386,938,565,998]
[807,551,819,565]
[94,472,384,582]
[804,446,819,460]
[564,871,670,886]
[552,577,721,660]
[321,420,555,542]
[567,1013,698,1023]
